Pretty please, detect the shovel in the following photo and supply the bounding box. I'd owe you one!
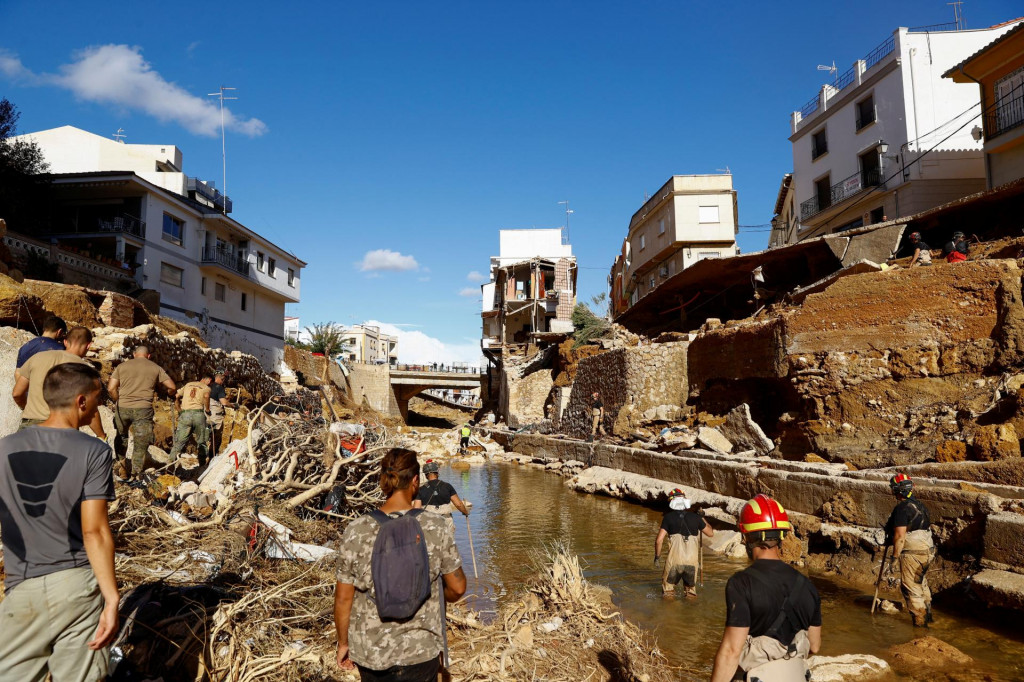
[871,544,891,614]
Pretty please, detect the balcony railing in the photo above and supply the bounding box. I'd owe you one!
[985,96,1024,140]
[187,177,232,214]
[796,34,895,120]
[96,214,146,239]
[201,247,250,276]
[800,168,884,220]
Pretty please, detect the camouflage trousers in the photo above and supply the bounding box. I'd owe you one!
[171,410,209,464]
[114,407,155,476]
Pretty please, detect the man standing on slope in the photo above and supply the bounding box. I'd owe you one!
[108,345,176,478]
[884,473,935,627]
[654,488,713,596]
[711,494,822,682]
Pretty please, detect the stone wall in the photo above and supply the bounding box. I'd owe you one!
[562,341,689,439]
[348,363,399,416]
[504,369,553,427]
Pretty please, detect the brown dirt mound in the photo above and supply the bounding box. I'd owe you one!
[0,273,47,328]
[20,279,103,327]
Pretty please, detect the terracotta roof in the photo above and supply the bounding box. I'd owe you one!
[942,19,1024,78]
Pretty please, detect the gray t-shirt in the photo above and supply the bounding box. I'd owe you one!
[0,427,114,591]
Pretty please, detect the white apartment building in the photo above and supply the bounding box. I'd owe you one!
[284,316,312,345]
[15,126,305,370]
[788,20,1023,242]
[611,175,737,315]
[340,324,398,365]
[480,229,577,357]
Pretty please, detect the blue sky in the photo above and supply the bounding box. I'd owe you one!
[2,1,1019,362]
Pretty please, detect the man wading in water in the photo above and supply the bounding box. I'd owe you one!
[884,473,935,627]
[711,494,821,682]
[412,459,470,533]
[654,488,713,596]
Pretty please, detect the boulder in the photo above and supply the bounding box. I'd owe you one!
[971,424,1021,461]
[718,403,775,456]
[888,636,972,674]
[807,654,889,681]
[697,427,733,454]
[934,440,967,463]
[706,530,743,555]
[641,404,683,422]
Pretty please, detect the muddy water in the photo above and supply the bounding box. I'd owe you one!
[438,462,1024,680]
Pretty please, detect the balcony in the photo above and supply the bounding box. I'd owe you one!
[43,213,146,239]
[985,97,1024,141]
[795,34,895,124]
[201,247,250,276]
[800,168,883,220]
[187,177,232,214]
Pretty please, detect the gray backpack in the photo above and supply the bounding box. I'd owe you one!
[369,509,432,620]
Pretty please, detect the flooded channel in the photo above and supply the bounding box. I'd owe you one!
[437,461,1024,680]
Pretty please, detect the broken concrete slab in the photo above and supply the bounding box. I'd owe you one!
[696,426,733,454]
[641,404,684,422]
[790,260,883,304]
[971,569,1024,610]
[841,223,905,267]
[983,512,1024,567]
[717,403,774,457]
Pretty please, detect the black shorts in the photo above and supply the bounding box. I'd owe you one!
[357,657,439,682]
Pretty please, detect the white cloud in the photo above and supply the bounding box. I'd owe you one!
[466,270,487,283]
[365,320,484,366]
[458,287,479,298]
[0,45,267,137]
[358,249,419,272]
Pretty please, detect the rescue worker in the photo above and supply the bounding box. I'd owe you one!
[711,494,822,682]
[459,421,473,453]
[654,488,713,596]
[171,373,213,468]
[589,391,605,442]
[208,369,230,453]
[108,346,176,478]
[907,231,932,267]
[884,473,935,627]
[942,231,973,263]
[15,315,66,368]
[412,459,470,533]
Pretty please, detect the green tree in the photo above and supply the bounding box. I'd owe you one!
[0,98,51,235]
[571,302,611,348]
[305,322,346,357]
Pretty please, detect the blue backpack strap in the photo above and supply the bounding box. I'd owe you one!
[369,509,391,525]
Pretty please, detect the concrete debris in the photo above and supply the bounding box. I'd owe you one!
[705,529,743,556]
[641,404,684,422]
[717,403,774,457]
[657,426,697,452]
[970,569,1024,610]
[806,653,889,681]
[696,426,733,454]
[259,514,336,562]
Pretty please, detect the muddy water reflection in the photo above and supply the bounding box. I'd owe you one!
[440,462,1024,680]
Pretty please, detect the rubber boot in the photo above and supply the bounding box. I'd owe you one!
[925,605,934,624]
[911,611,929,627]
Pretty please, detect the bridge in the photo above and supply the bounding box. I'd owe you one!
[389,366,485,421]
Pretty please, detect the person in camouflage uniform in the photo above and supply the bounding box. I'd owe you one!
[108,346,176,477]
[171,373,212,467]
[335,449,466,681]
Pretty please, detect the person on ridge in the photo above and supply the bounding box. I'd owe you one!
[884,473,935,627]
[334,448,466,680]
[589,391,605,442]
[208,369,231,453]
[413,459,470,532]
[171,373,213,468]
[108,345,176,478]
[15,315,67,368]
[654,488,713,597]
[458,421,473,454]
[907,231,932,267]
[711,494,822,682]
[942,231,975,263]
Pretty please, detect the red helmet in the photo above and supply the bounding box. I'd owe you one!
[739,494,792,537]
[890,473,913,497]
[668,488,685,499]
[909,231,922,242]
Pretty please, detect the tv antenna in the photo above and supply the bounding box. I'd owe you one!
[558,200,574,244]
[717,166,732,175]
[112,128,126,143]
[817,60,837,86]
[208,86,237,214]
[948,1,965,30]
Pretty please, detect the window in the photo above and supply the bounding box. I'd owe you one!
[214,282,226,302]
[995,66,1024,135]
[815,174,832,212]
[162,214,184,245]
[811,128,828,159]
[639,235,646,250]
[257,251,265,271]
[659,218,665,234]
[287,268,295,286]
[201,277,206,295]
[241,293,247,311]
[698,206,720,224]
[870,207,885,224]
[856,95,876,131]
[859,148,881,187]
[160,262,183,287]
[268,258,276,277]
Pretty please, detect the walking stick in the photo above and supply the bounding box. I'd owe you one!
[465,514,479,579]
[698,534,704,588]
[871,545,890,614]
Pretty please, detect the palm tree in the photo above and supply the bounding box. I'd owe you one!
[305,322,345,357]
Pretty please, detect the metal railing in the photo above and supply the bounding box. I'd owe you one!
[798,34,895,120]
[835,66,856,91]
[201,247,250,276]
[985,97,1024,140]
[800,167,883,219]
[394,364,484,375]
[908,22,957,33]
[187,177,233,214]
[96,214,146,238]
[800,94,820,118]
[864,34,895,70]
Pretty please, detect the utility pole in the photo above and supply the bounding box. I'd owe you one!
[558,200,574,244]
[208,86,237,214]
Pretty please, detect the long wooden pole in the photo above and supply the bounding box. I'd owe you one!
[465,515,479,579]
[871,544,891,614]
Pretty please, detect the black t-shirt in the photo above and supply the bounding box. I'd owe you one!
[725,560,822,645]
[660,510,706,536]
[210,383,227,403]
[592,398,603,410]
[416,479,457,507]
[943,240,969,256]
[884,496,930,542]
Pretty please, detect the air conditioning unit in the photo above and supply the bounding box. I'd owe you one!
[659,266,669,278]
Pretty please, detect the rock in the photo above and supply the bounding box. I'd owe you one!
[149,474,182,501]
[970,569,1024,611]
[804,453,828,463]
[935,440,968,463]
[706,530,743,555]
[878,599,900,613]
[148,445,172,464]
[820,492,862,525]
[641,404,683,422]
[718,404,774,456]
[807,654,889,681]
[888,636,972,673]
[971,424,1021,461]
[696,427,733,454]
[727,543,748,559]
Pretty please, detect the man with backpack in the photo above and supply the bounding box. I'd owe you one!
[654,489,713,596]
[413,460,470,533]
[335,448,466,681]
[711,494,822,682]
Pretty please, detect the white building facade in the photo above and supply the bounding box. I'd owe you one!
[789,21,1023,242]
[16,126,304,370]
[340,325,398,365]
